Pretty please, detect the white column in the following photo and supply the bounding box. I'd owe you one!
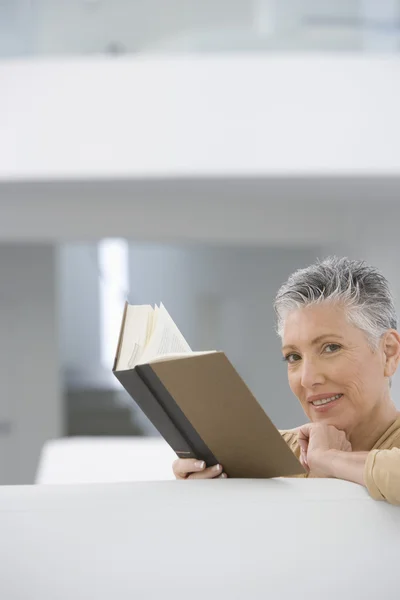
[98,238,129,375]
[0,244,62,484]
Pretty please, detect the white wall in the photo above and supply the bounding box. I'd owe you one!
[0,244,62,484]
[58,243,101,386]
[1,55,400,181]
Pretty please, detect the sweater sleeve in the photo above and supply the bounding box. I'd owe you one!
[364,448,400,506]
[280,430,301,458]
[280,429,309,478]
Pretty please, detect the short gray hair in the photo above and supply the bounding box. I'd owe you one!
[274,256,397,348]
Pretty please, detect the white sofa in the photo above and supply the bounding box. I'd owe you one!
[0,477,399,600]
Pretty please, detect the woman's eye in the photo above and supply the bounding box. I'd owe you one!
[324,343,341,354]
[283,353,301,364]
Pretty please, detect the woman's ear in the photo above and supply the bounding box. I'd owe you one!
[383,330,400,378]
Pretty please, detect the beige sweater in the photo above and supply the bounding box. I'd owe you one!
[282,417,400,506]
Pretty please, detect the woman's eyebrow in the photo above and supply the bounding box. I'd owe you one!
[281,344,298,353]
[282,334,344,353]
[311,334,344,345]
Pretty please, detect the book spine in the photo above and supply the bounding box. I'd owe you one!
[137,364,218,467]
[114,368,197,460]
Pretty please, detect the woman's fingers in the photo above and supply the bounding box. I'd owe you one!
[298,437,308,453]
[296,425,310,471]
[297,424,312,446]
[300,449,309,471]
[187,464,224,480]
[172,458,226,480]
[173,458,205,479]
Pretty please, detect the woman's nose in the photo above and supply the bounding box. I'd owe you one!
[300,358,325,389]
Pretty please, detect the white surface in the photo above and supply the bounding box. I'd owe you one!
[1,55,400,181]
[35,436,176,484]
[0,478,399,600]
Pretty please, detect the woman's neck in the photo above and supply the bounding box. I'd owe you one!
[348,400,399,452]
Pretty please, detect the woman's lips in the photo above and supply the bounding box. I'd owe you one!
[310,394,343,412]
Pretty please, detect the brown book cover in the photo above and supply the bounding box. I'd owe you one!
[112,302,304,478]
[113,357,304,479]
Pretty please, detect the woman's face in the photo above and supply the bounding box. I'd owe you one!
[282,303,390,433]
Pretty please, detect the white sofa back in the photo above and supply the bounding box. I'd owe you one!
[0,478,399,600]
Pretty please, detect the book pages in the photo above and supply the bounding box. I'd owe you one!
[138,303,192,365]
[116,304,153,370]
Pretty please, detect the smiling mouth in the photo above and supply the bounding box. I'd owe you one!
[311,394,343,407]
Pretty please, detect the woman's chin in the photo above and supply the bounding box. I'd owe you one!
[311,413,350,431]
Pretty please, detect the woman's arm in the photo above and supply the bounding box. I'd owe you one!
[322,450,368,486]
[363,448,400,505]
[321,448,400,505]
[299,423,400,505]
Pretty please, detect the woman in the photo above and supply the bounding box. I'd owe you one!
[173,257,400,505]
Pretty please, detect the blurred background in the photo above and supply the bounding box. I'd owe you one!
[1,0,400,485]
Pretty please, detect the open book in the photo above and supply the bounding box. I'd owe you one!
[113,302,304,479]
[115,303,214,370]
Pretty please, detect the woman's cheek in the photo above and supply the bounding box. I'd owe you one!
[287,371,299,396]
[326,358,348,384]
[288,372,309,413]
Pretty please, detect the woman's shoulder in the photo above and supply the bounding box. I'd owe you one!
[375,415,400,450]
[391,416,400,447]
[387,415,400,447]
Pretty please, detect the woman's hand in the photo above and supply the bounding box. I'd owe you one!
[297,423,352,477]
[173,458,228,480]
